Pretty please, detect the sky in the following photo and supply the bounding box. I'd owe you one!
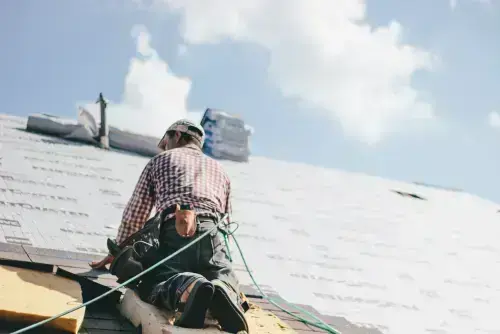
[1,0,500,203]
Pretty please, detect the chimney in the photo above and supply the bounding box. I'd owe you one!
[96,93,109,149]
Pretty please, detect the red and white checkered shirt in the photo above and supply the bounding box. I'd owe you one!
[115,145,232,244]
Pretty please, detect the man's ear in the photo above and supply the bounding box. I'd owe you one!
[174,131,181,143]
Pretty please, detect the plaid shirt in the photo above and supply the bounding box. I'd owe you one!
[115,145,232,244]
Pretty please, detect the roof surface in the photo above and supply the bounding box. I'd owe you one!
[0,114,498,334]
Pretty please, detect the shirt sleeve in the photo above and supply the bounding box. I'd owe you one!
[116,160,155,245]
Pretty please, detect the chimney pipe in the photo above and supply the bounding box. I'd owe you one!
[96,92,109,149]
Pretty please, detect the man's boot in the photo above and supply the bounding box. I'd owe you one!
[209,279,249,333]
[175,278,215,329]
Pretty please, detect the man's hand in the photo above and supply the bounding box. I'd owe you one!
[175,204,197,238]
[89,255,114,270]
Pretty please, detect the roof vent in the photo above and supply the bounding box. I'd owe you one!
[96,93,109,150]
[392,190,426,201]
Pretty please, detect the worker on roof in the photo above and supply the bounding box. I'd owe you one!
[90,119,248,333]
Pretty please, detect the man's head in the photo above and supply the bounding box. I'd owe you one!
[158,119,205,151]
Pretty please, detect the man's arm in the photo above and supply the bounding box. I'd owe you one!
[90,161,155,269]
[116,161,155,245]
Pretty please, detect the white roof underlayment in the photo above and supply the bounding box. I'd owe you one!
[0,113,499,334]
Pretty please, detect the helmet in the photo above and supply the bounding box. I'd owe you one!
[158,119,205,149]
[167,119,205,143]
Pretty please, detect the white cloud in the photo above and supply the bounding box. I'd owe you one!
[80,24,200,137]
[450,0,458,9]
[488,111,500,128]
[148,0,436,145]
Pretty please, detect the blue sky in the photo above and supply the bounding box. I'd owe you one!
[2,0,500,202]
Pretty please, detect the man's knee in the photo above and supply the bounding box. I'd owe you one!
[177,273,206,294]
[143,272,205,310]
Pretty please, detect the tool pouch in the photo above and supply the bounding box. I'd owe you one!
[110,247,144,287]
[174,203,197,237]
[108,205,177,286]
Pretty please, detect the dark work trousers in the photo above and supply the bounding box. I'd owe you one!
[137,217,240,312]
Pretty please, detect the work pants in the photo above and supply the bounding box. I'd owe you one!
[138,217,240,312]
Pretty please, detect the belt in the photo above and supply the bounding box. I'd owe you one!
[162,213,218,224]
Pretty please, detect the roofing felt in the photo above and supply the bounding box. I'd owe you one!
[0,113,499,334]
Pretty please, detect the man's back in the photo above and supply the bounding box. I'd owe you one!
[150,146,232,218]
[117,145,232,244]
